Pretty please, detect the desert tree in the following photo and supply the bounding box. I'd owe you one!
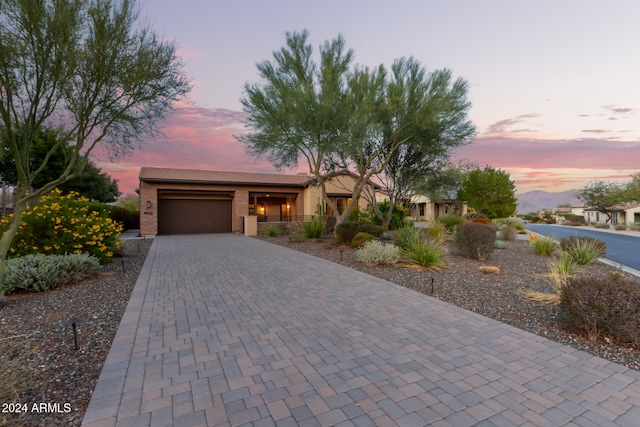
[238,30,357,223]
[576,180,626,223]
[622,173,640,202]
[240,31,475,227]
[0,127,120,202]
[360,58,475,228]
[458,165,517,218]
[415,160,477,214]
[0,0,191,285]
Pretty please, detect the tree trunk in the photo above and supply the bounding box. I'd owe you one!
[382,201,394,229]
[0,195,26,290]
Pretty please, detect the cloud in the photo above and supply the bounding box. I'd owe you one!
[603,105,636,115]
[94,105,280,195]
[453,136,640,192]
[96,103,640,197]
[485,114,540,135]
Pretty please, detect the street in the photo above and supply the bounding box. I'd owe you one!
[526,223,640,271]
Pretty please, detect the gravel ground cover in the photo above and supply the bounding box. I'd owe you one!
[1,233,638,426]
[258,234,640,372]
[0,239,152,427]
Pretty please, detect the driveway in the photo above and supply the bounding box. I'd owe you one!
[82,234,640,426]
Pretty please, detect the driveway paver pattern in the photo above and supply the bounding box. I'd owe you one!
[82,234,640,426]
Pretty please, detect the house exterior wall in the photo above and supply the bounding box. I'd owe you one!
[139,180,304,236]
[584,205,640,226]
[304,175,372,216]
[625,206,640,225]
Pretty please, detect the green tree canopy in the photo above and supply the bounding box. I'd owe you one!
[1,127,120,202]
[239,30,475,227]
[622,173,640,202]
[0,0,190,286]
[457,166,517,218]
[576,180,626,223]
[360,58,476,227]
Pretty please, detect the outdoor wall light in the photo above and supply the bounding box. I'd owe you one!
[146,200,152,209]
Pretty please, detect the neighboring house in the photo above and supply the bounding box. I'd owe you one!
[374,192,467,221]
[583,202,640,225]
[553,206,585,216]
[138,167,374,236]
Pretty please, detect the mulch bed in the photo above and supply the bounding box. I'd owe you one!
[0,239,152,427]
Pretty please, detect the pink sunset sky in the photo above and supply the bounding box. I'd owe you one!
[93,1,640,196]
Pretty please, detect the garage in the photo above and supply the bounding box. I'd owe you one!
[157,192,232,235]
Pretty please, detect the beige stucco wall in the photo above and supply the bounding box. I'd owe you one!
[303,175,373,216]
[139,180,304,236]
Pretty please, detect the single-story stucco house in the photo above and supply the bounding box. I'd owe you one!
[374,192,467,221]
[138,167,374,236]
[584,202,640,226]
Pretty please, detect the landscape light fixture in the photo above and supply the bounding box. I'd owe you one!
[64,317,84,351]
[339,248,344,261]
[430,276,436,294]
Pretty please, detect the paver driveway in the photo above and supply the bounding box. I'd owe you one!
[82,234,640,427]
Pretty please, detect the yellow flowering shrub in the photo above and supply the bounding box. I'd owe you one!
[0,189,123,263]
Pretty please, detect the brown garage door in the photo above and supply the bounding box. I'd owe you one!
[158,199,232,235]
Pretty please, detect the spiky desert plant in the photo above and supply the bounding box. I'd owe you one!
[403,241,447,269]
[530,235,557,256]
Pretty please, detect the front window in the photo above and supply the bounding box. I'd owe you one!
[326,196,352,216]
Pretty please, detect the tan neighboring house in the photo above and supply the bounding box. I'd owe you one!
[138,167,373,236]
[584,202,640,226]
[374,192,467,221]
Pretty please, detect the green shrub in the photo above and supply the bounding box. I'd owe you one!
[499,224,518,242]
[631,222,640,231]
[355,241,401,265]
[303,216,326,238]
[614,223,628,230]
[594,222,610,229]
[104,205,139,230]
[560,274,640,344]
[2,254,100,294]
[494,240,507,249]
[0,189,123,263]
[352,232,375,247]
[435,214,465,233]
[530,235,557,256]
[380,231,393,240]
[335,221,360,243]
[560,236,606,265]
[265,225,280,237]
[454,222,496,260]
[393,225,423,251]
[358,223,385,237]
[373,201,408,230]
[404,242,447,268]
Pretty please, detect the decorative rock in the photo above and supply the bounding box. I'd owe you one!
[479,266,500,275]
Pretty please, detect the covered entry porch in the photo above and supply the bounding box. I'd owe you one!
[249,192,300,222]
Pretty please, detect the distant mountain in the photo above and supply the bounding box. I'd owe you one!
[516,189,582,214]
